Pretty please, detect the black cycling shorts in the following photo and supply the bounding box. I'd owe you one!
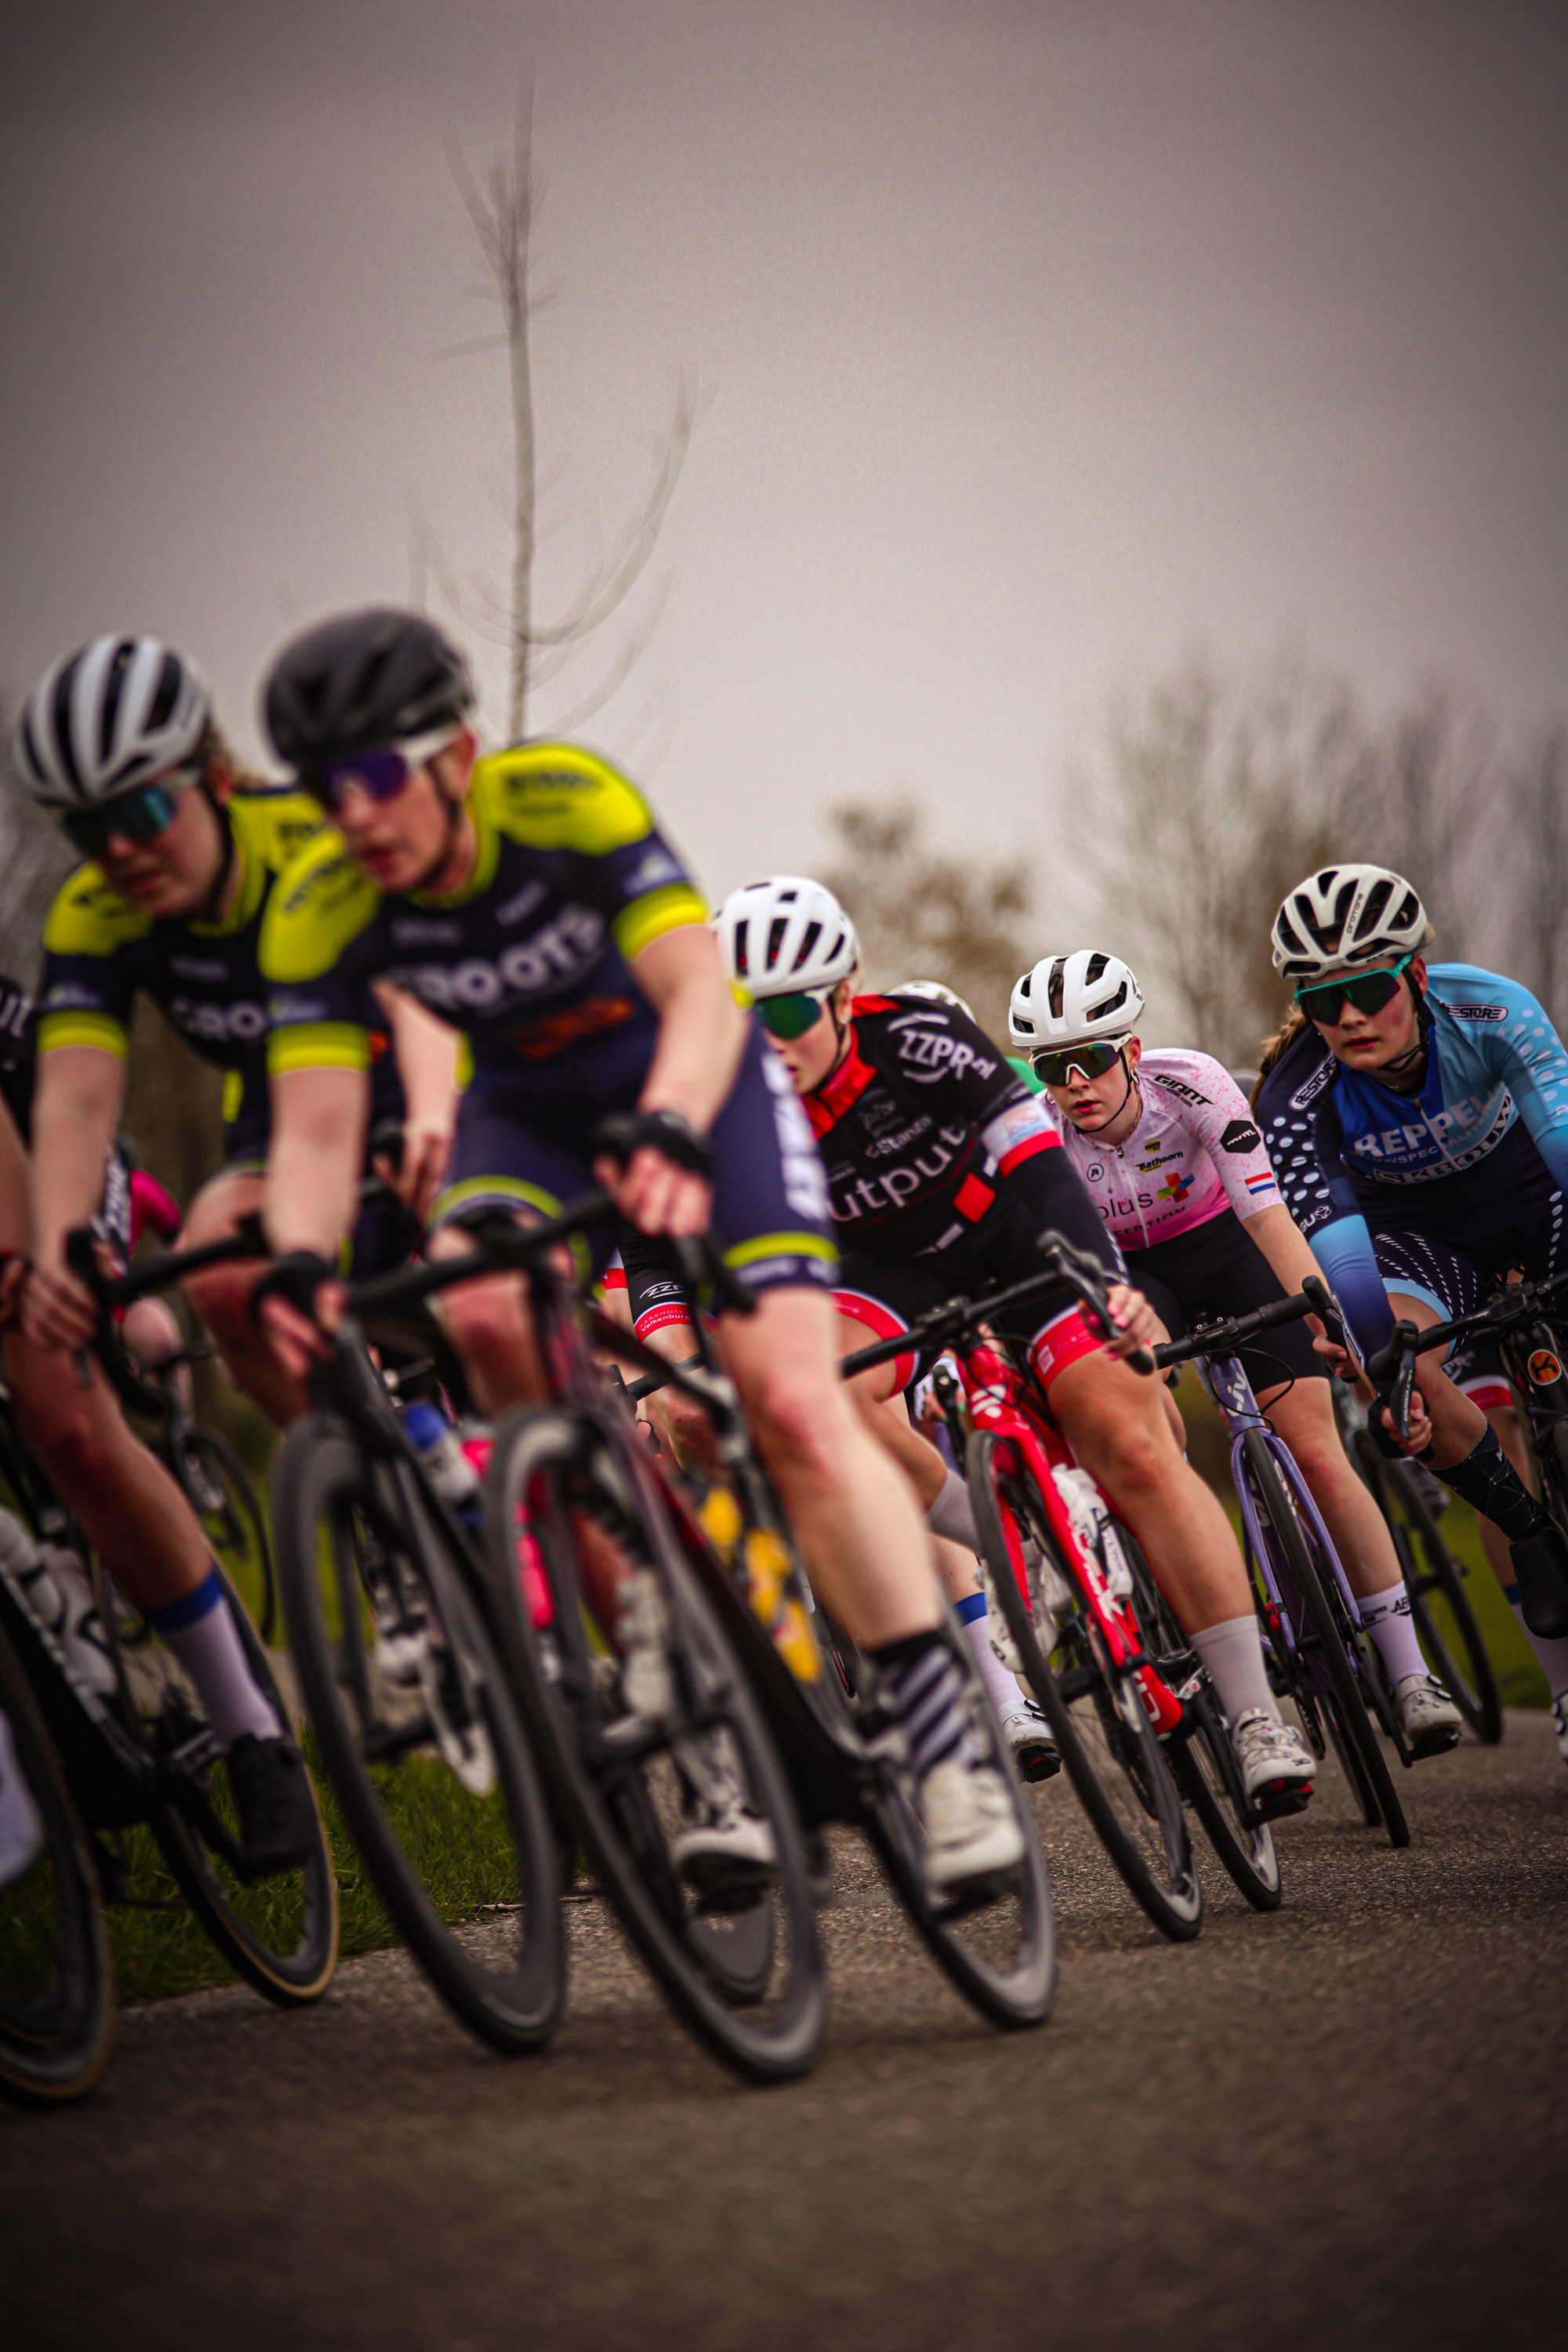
[1123,1206,1324,1396]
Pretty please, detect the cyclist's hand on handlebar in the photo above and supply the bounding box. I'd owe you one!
[21,1247,104,1353]
[1374,1383,1434,1458]
[592,1109,714,1240]
[251,1251,347,1381]
[1310,1327,1361,1381]
[1102,1281,1162,1363]
[377,1115,450,1221]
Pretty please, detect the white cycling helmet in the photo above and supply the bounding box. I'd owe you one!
[715,876,858,999]
[1270,865,1431,983]
[888,978,977,1024]
[1009,951,1143,1057]
[13,635,210,810]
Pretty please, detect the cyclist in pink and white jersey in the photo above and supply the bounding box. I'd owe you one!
[1012,949,1463,1759]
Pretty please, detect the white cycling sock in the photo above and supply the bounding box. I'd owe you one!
[1501,1582,1568,1703]
[1357,1580,1428,1686]
[147,1570,281,1751]
[927,1468,979,1551]
[955,1592,1026,1719]
[1191,1614,1279,1727]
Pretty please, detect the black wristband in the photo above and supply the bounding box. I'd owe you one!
[592,1108,713,1180]
[249,1250,336,1328]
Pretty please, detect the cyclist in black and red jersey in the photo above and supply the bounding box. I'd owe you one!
[627,877,1319,1819]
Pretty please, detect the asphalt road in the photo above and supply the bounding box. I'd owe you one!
[5,1713,1565,2352]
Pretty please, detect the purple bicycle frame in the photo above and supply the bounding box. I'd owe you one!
[1204,1352,1369,1701]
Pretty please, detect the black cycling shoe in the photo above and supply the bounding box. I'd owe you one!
[1509,1526,1568,1641]
[227,1734,318,1876]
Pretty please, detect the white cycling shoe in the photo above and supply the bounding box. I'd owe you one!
[1232,1708,1316,1820]
[1392,1671,1463,1758]
[0,1708,44,1891]
[996,1698,1060,1783]
[670,1794,777,1894]
[918,1759,1025,1896]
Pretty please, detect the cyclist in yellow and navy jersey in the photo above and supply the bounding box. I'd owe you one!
[2,635,457,1871]
[251,606,1029,1898]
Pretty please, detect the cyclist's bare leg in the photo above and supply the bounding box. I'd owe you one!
[720,1286,942,1648]
[3,1335,210,1609]
[1256,1374,1406,1602]
[180,1169,308,1428]
[1048,1345,1250,1633]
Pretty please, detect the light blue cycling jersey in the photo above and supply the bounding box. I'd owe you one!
[1254,964,1568,1350]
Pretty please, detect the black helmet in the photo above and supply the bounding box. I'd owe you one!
[262,608,474,779]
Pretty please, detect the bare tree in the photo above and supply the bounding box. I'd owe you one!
[822,801,1036,1043]
[430,82,699,742]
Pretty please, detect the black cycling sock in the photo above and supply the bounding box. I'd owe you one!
[1432,1424,1551,1541]
[868,1628,975,1778]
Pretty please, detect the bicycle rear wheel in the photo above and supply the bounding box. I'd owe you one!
[176,1424,278,1650]
[1355,1439,1501,1744]
[103,1553,340,2005]
[489,1409,826,2082]
[273,1417,562,2053]
[968,1430,1203,1942]
[1241,1430,1410,1849]
[0,1622,115,2103]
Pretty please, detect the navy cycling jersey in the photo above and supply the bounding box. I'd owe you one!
[1254,963,1568,1350]
[38,786,405,1162]
[260,742,707,1117]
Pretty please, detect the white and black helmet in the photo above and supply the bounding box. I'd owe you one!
[1270,865,1431,982]
[1009,951,1143,1056]
[889,978,977,1023]
[13,635,209,809]
[715,877,858,998]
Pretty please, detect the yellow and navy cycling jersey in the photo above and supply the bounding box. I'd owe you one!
[260,741,708,1111]
[39,786,405,1162]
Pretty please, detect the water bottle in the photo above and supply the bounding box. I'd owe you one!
[401,1400,485,1528]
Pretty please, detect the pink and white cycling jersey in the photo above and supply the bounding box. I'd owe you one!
[1048,1048,1281,1250]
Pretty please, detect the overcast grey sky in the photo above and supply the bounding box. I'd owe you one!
[2,0,1564,903]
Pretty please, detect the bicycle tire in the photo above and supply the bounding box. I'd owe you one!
[1355,1437,1502,1744]
[103,1552,341,2005]
[176,1425,278,1650]
[1241,1429,1410,1849]
[967,1429,1203,1942]
[488,1408,826,2082]
[0,1621,115,2103]
[273,1417,562,2053]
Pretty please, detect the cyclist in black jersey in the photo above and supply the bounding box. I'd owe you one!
[630,877,1318,1820]
[250,608,1026,1897]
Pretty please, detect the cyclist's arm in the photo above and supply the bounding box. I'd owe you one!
[604,925,747,1237]
[372,980,460,1218]
[1486,977,1568,1189]
[20,1046,125,1350]
[1239,1200,1356,1369]
[264,1065,368,1264]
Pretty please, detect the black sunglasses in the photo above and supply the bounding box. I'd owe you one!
[61,782,183,859]
[1294,956,1414,1027]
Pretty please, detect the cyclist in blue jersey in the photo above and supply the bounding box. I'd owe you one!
[250,608,1027,1898]
[1257,864,1568,1754]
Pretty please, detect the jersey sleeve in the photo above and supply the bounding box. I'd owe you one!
[1475,974,1568,1193]
[38,866,148,1059]
[1180,1054,1283,1220]
[1254,1032,1392,1352]
[260,835,385,1076]
[870,997,1033,1132]
[478,746,708,963]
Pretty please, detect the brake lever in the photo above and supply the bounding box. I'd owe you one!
[1037,1228,1154,1377]
[1367,1320,1420,1446]
[1300,1274,1351,1363]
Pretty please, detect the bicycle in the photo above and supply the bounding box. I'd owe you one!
[1333,1383,1502,1744]
[838,1236,1279,1940]
[1149,1279,1410,1849]
[127,1335,279,1648]
[0,1320,340,2037]
[0,1606,115,2103]
[337,1198,834,2080]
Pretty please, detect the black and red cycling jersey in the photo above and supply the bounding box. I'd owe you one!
[802,993,1082,1255]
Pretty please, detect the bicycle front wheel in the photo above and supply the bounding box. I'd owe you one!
[0,1622,115,2103]
[273,1417,562,2053]
[1355,1439,1501,1744]
[968,1430,1203,1942]
[1242,1430,1410,1849]
[489,1409,826,2083]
